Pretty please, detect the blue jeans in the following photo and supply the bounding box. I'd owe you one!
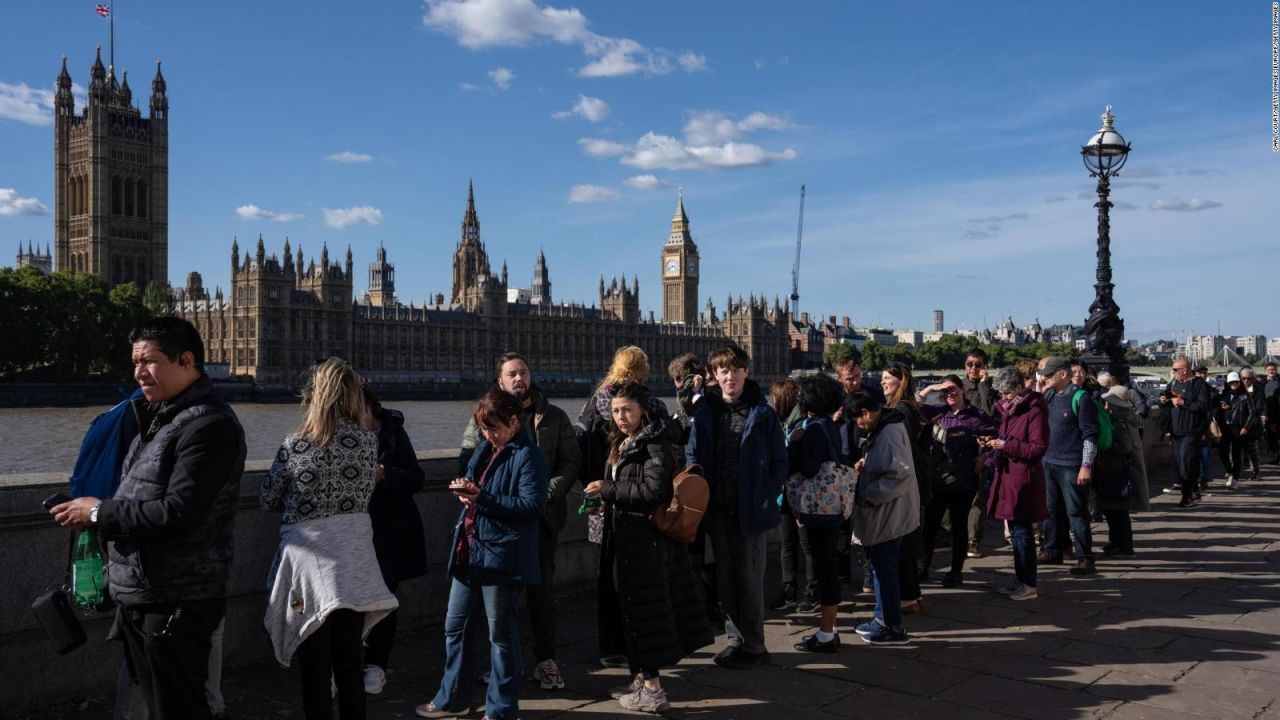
[1171,435,1200,501]
[1198,445,1212,485]
[431,578,522,720]
[866,537,904,630]
[1043,462,1093,560]
[1008,522,1036,587]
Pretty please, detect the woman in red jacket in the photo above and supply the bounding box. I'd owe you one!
[982,366,1049,601]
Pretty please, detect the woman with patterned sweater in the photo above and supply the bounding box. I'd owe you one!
[261,357,399,720]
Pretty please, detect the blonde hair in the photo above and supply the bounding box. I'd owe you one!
[598,346,650,393]
[296,357,367,449]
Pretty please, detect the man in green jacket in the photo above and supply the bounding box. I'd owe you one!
[459,352,581,691]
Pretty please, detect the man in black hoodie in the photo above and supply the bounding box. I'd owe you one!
[1161,358,1211,507]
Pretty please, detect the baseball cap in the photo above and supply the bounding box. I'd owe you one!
[1227,371,1241,383]
[1039,357,1070,378]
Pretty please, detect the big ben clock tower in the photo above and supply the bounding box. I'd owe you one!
[661,191,700,325]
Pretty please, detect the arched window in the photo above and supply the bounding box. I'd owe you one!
[136,180,147,219]
[112,256,121,285]
[111,176,122,215]
[81,176,88,215]
[124,178,135,217]
[70,176,79,215]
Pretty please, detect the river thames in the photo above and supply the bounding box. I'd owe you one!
[0,397,646,475]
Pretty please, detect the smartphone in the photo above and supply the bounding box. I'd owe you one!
[42,492,74,511]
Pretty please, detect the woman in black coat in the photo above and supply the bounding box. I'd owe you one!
[361,384,427,693]
[587,381,712,714]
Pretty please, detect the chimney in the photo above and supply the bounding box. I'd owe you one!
[842,316,851,328]
[800,312,810,324]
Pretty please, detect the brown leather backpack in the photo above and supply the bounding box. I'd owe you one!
[651,463,709,544]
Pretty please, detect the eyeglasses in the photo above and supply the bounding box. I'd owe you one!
[965,361,985,368]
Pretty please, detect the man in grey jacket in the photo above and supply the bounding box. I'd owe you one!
[52,318,245,720]
[459,352,581,690]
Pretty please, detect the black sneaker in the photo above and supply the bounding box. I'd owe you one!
[713,647,771,669]
[770,586,798,611]
[793,632,841,653]
[862,626,910,646]
[795,598,819,613]
[940,572,963,588]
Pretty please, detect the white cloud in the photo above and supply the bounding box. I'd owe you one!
[0,188,49,216]
[488,67,516,90]
[578,138,630,157]
[0,81,55,125]
[422,0,705,78]
[424,0,587,48]
[596,129,793,170]
[235,204,303,222]
[554,94,609,122]
[458,82,482,91]
[568,184,620,203]
[1148,197,1223,212]
[324,150,373,164]
[737,111,789,133]
[323,206,384,228]
[624,174,666,189]
[683,110,791,145]
[677,52,709,73]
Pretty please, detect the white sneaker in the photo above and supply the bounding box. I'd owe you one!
[364,665,386,695]
[1226,477,1239,490]
[533,658,565,691]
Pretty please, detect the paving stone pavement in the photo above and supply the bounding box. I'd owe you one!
[22,461,1280,720]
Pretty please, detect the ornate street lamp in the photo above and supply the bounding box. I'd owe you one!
[1079,105,1132,385]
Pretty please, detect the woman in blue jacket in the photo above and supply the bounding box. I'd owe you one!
[416,389,549,720]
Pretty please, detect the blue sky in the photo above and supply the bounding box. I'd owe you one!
[1,1,1275,342]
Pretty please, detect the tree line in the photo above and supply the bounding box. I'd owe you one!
[821,333,1088,372]
[0,266,173,381]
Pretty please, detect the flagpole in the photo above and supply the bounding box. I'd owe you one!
[109,0,114,69]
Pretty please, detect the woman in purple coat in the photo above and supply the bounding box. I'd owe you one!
[981,366,1049,601]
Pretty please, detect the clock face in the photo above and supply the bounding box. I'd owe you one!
[665,257,680,276]
[687,257,698,277]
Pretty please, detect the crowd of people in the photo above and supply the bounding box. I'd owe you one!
[46,316,1279,720]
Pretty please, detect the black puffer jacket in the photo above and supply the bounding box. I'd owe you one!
[597,422,712,671]
[1218,389,1260,437]
[98,376,246,605]
[368,408,428,585]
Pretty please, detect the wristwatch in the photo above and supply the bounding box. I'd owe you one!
[89,502,101,524]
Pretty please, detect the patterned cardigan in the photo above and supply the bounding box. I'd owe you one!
[261,419,379,525]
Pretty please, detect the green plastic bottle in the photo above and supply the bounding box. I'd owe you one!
[71,528,105,609]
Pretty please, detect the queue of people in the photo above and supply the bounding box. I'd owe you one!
[48,316,1271,719]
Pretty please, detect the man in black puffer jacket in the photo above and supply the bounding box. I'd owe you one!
[52,317,245,720]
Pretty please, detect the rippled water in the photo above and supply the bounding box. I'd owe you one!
[0,398,612,475]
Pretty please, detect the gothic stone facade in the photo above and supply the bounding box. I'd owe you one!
[176,188,791,386]
[54,48,169,287]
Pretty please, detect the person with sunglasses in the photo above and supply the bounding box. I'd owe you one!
[958,349,997,558]
[916,375,998,586]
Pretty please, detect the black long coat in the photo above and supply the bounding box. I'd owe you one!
[597,423,713,672]
[368,409,428,585]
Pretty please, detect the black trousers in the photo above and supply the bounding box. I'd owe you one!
[119,598,225,720]
[525,517,559,662]
[364,579,399,670]
[297,608,365,720]
[922,484,978,576]
[801,525,842,606]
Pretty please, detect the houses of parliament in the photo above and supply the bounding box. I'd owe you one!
[45,47,792,386]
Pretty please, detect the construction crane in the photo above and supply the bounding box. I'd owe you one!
[789,185,806,318]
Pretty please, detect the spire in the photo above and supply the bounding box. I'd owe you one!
[106,64,119,99]
[256,234,266,264]
[321,242,330,270]
[667,187,694,247]
[150,59,168,117]
[119,69,132,106]
[231,237,240,274]
[460,179,480,246]
[345,245,353,277]
[56,55,75,116]
[89,46,107,104]
[674,187,688,224]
